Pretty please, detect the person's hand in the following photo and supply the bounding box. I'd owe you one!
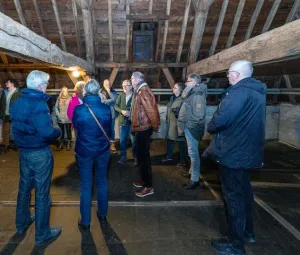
[121,110,130,117]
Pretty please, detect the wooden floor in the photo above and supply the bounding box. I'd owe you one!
[0,140,300,254]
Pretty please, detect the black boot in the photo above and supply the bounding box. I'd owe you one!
[66,140,71,151]
[56,141,64,151]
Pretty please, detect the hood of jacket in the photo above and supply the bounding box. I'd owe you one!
[21,88,51,102]
[182,83,207,99]
[233,77,267,94]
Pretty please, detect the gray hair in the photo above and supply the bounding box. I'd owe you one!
[26,70,50,89]
[187,73,201,84]
[230,60,253,78]
[132,71,144,81]
[83,79,100,96]
[175,83,185,94]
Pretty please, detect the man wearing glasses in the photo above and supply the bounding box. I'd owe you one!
[130,72,160,197]
[204,60,266,255]
[178,73,207,190]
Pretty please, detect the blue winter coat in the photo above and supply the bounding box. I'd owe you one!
[73,95,112,157]
[10,88,61,150]
[203,77,267,169]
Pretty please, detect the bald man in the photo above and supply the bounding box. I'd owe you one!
[204,60,266,255]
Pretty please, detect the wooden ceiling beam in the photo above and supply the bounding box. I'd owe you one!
[285,0,300,23]
[149,0,153,15]
[82,8,95,64]
[13,0,26,26]
[162,67,175,88]
[155,22,162,62]
[32,0,46,38]
[187,19,300,75]
[262,0,281,33]
[209,0,229,56]
[160,0,172,63]
[126,14,169,21]
[96,62,187,69]
[0,54,16,79]
[125,0,131,62]
[51,0,67,51]
[176,0,191,63]
[108,0,113,62]
[189,0,213,64]
[72,0,82,58]
[244,0,264,40]
[226,0,245,48]
[109,67,119,86]
[0,12,94,73]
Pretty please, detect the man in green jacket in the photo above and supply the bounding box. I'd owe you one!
[114,79,137,165]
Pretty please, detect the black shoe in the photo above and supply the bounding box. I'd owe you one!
[245,231,256,244]
[183,181,199,190]
[181,171,191,178]
[161,156,172,163]
[17,215,35,234]
[35,226,62,247]
[56,141,64,151]
[78,218,90,232]
[211,238,245,255]
[177,161,187,167]
[97,213,107,223]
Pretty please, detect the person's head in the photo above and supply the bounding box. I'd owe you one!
[83,79,100,97]
[74,81,85,99]
[60,86,69,98]
[185,73,201,88]
[122,79,132,95]
[227,60,253,85]
[103,79,111,91]
[5,79,19,91]
[173,83,185,97]
[131,71,144,89]
[26,70,50,93]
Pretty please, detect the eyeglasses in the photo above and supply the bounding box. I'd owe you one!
[130,77,134,80]
[186,80,193,83]
[123,85,131,88]
[226,70,239,75]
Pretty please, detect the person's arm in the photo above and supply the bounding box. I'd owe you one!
[177,102,188,136]
[101,90,118,106]
[114,94,122,113]
[54,97,60,119]
[32,103,61,142]
[207,87,247,134]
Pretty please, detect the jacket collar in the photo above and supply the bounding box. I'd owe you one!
[82,94,102,103]
[136,81,148,93]
[22,88,51,102]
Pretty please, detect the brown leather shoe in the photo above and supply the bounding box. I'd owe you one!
[135,187,154,197]
[132,180,145,188]
[110,142,117,153]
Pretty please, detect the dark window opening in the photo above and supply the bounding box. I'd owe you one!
[133,22,158,61]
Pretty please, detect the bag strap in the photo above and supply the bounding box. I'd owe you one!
[84,103,110,142]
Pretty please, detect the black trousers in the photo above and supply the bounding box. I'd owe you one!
[136,128,153,187]
[220,165,254,250]
[58,123,72,141]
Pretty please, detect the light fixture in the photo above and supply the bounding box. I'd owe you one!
[72,70,81,78]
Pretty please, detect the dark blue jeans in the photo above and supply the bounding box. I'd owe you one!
[136,128,153,187]
[16,147,53,244]
[220,165,254,250]
[77,149,110,226]
[166,139,188,162]
[110,119,115,141]
[119,125,136,160]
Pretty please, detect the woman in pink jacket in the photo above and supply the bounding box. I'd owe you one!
[67,81,85,124]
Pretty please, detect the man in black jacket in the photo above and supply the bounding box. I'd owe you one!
[204,60,266,255]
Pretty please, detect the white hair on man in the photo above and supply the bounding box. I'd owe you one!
[26,70,50,90]
[83,79,100,96]
[132,71,144,81]
[230,60,253,79]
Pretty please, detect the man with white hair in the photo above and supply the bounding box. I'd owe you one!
[10,70,62,246]
[204,60,266,255]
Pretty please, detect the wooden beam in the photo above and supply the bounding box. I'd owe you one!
[286,0,300,23]
[149,0,153,15]
[244,0,264,40]
[51,0,67,51]
[226,0,246,48]
[155,22,162,62]
[13,0,26,26]
[283,75,296,104]
[32,0,46,37]
[82,8,95,64]
[160,0,172,63]
[189,0,213,64]
[209,0,229,56]
[262,0,281,33]
[0,12,94,73]
[126,14,169,21]
[109,67,119,86]
[187,19,300,75]
[72,0,82,58]
[96,62,187,69]
[162,67,175,88]
[176,0,191,63]
[125,0,131,62]
[108,0,113,62]
[0,1,5,13]
[0,63,78,71]
[273,76,282,104]
[0,54,16,79]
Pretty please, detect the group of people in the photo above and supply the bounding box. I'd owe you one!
[4,59,266,255]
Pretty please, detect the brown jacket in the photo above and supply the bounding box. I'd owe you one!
[131,83,160,132]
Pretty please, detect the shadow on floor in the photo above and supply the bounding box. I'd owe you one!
[0,232,26,255]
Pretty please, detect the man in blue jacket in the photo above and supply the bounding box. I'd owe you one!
[10,70,62,247]
[204,60,266,255]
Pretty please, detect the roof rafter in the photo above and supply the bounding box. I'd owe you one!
[244,0,264,40]
[13,0,26,26]
[160,0,172,63]
[32,0,46,37]
[51,0,67,51]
